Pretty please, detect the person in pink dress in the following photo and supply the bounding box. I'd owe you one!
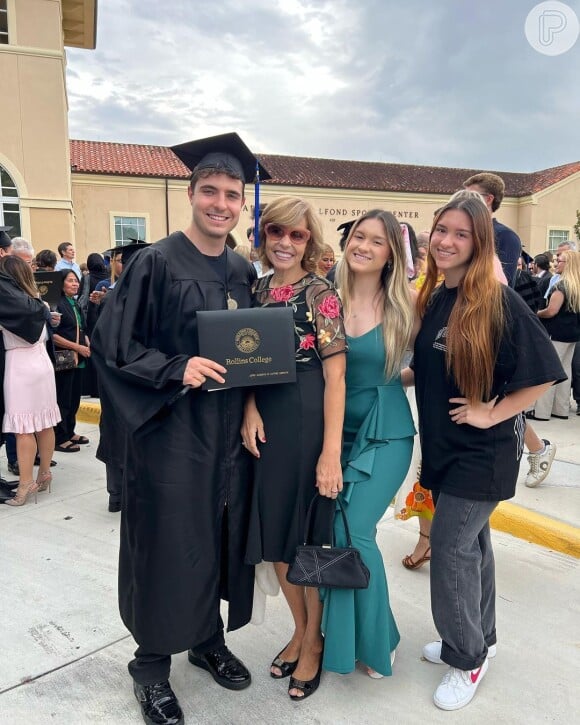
[0,256,61,506]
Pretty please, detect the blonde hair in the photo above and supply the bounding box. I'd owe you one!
[336,210,414,380]
[258,196,324,274]
[417,195,504,401]
[559,251,580,312]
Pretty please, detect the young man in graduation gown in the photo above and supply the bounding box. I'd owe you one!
[92,134,268,725]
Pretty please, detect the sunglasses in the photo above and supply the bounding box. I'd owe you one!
[264,223,311,245]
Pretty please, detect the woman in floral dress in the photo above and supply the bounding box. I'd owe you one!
[242,196,347,701]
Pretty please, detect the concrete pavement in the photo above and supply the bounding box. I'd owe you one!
[1,410,579,724]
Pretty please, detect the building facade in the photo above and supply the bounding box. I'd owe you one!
[0,0,96,246]
[1,0,578,261]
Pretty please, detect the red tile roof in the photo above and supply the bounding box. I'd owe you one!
[69,140,580,197]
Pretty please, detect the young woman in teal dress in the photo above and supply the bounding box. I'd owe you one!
[321,209,418,678]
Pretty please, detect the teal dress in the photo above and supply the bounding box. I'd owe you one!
[321,325,415,676]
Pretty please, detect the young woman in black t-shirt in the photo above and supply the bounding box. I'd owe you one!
[407,194,564,712]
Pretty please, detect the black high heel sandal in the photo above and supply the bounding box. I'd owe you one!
[288,650,323,701]
[270,643,299,679]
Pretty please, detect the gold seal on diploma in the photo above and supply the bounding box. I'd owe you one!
[235,327,260,354]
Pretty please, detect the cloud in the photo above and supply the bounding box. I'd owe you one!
[66,0,580,171]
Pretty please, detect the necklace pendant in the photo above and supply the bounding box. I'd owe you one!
[227,294,238,310]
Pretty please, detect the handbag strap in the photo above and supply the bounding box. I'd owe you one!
[302,494,354,548]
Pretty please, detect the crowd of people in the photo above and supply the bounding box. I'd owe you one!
[1,135,578,724]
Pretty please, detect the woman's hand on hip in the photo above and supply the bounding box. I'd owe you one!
[449,397,498,429]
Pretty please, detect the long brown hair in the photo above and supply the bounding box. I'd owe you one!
[0,255,39,298]
[417,195,504,401]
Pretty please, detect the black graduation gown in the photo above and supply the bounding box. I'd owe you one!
[91,233,257,654]
[0,272,47,425]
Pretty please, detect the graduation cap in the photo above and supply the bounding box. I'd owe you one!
[106,239,150,264]
[336,220,356,251]
[171,132,270,184]
[0,226,13,249]
[170,132,271,247]
[521,249,533,265]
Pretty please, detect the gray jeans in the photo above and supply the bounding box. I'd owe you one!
[430,492,498,670]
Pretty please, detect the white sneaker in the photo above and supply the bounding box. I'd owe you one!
[422,640,496,664]
[433,659,489,711]
[525,439,556,488]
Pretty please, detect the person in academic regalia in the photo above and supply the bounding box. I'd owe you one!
[91,133,269,725]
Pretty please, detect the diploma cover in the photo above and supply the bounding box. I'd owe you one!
[197,307,297,391]
[34,272,62,309]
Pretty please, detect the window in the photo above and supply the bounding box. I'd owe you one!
[547,229,570,251]
[0,0,8,45]
[114,216,146,244]
[0,166,21,236]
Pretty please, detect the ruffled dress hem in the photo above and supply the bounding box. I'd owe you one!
[3,408,62,434]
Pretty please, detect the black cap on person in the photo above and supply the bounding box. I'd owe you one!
[0,226,13,249]
[170,132,271,183]
[105,238,150,264]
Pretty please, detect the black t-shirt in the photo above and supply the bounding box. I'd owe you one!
[413,284,566,501]
[493,219,521,287]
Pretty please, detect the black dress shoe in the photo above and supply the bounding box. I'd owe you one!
[7,462,19,476]
[188,644,251,690]
[0,488,16,503]
[133,681,184,725]
[0,477,19,490]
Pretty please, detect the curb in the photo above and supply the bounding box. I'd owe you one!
[76,401,580,560]
[491,501,580,559]
[77,401,101,426]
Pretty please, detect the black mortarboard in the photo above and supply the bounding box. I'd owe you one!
[521,249,533,265]
[170,132,271,183]
[0,226,13,249]
[106,239,150,264]
[337,220,356,251]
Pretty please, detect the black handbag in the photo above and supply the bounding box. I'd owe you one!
[54,348,78,372]
[54,308,80,372]
[287,495,370,589]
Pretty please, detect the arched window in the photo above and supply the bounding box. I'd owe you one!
[0,166,21,236]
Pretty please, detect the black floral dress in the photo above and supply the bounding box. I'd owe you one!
[245,273,347,564]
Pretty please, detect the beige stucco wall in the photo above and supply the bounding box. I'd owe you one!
[69,174,574,260]
[526,173,580,252]
[0,0,74,245]
[14,0,64,50]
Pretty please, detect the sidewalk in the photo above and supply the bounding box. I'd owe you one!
[1,411,579,724]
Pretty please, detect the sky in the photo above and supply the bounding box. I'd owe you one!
[66,0,580,172]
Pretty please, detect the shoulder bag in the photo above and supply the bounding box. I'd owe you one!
[287,494,370,589]
[54,311,79,372]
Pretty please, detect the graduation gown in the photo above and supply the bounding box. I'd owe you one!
[0,272,47,425]
[91,233,257,654]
